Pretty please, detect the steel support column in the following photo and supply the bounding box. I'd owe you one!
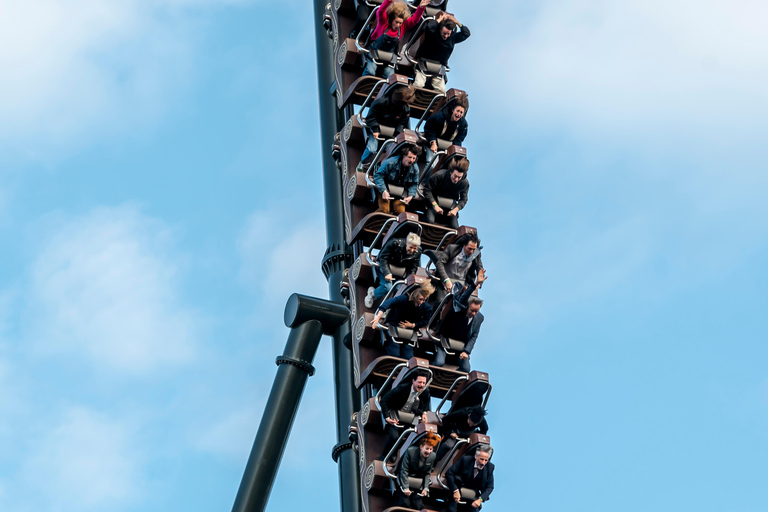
[232,295,350,512]
[313,2,363,512]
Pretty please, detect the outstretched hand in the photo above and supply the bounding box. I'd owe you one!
[476,267,487,285]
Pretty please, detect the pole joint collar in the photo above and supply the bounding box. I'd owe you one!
[275,356,316,376]
[331,441,354,462]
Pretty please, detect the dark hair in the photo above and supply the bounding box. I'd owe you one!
[441,20,457,32]
[449,157,469,174]
[402,144,422,157]
[412,369,429,381]
[468,406,487,424]
[392,85,415,104]
[450,94,469,113]
[462,231,479,246]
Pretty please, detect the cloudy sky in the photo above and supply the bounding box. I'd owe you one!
[0,1,766,511]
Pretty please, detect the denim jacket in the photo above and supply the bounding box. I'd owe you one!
[373,155,420,198]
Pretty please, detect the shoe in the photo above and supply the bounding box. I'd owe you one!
[364,287,375,308]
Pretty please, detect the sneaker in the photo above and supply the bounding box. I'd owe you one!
[364,287,375,309]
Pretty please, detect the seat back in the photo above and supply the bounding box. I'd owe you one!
[446,371,491,413]
[381,212,421,247]
[391,357,432,389]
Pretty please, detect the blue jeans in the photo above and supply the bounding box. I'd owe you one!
[373,272,393,299]
[384,336,415,359]
[433,346,471,372]
[360,129,380,165]
[362,54,395,79]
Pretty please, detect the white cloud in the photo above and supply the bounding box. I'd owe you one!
[493,217,653,324]
[239,211,328,308]
[19,407,142,510]
[470,0,768,147]
[0,0,253,159]
[27,204,199,372]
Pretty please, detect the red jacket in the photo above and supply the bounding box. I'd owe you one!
[370,0,425,42]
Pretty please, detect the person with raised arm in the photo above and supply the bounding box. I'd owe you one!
[362,0,430,78]
[432,268,486,372]
[413,10,471,92]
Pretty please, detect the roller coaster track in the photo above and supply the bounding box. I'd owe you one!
[232,2,493,512]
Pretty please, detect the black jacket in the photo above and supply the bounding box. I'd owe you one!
[422,168,470,210]
[446,455,495,502]
[440,406,489,438]
[415,20,471,65]
[425,243,483,285]
[423,107,468,146]
[378,237,422,278]
[380,380,431,420]
[366,96,411,135]
[441,282,484,353]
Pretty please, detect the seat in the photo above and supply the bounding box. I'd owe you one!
[435,371,492,416]
[421,145,467,181]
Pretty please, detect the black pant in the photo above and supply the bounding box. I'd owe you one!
[435,435,459,462]
[447,498,482,512]
[350,4,372,38]
[396,488,425,510]
[378,424,402,461]
[424,208,460,229]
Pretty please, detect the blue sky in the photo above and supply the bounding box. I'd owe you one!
[0,1,766,511]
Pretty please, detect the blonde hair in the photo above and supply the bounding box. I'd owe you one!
[387,1,412,26]
[405,232,421,247]
[409,281,435,302]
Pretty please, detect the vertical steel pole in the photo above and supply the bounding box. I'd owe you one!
[312,2,363,512]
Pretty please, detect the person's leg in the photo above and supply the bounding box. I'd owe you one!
[378,424,400,461]
[400,343,414,360]
[413,69,427,88]
[395,489,411,508]
[350,4,372,38]
[411,492,424,510]
[373,273,393,299]
[457,355,471,373]
[448,213,460,230]
[392,199,406,214]
[432,75,446,93]
[435,435,457,461]
[362,54,378,77]
[432,346,447,367]
[447,499,459,512]
[424,208,437,224]
[359,131,379,166]
[425,146,436,169]
[381,65,395,79]
[384,338,401,357]
[376,196,391,214]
